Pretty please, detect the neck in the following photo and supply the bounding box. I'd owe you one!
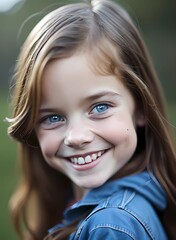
[72,183,88,201]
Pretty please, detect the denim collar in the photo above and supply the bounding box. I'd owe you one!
[64,171,166,222]
[49,171,166,233]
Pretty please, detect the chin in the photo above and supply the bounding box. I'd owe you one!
[79,177,108,190]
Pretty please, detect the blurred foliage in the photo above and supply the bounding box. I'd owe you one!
[0,0,175,239]
[0,92,18,239]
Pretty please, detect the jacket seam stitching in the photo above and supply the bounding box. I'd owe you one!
[119,206,155,239]
[89,224,135,239]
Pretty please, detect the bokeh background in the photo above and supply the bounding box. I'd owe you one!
[0,0,175,239]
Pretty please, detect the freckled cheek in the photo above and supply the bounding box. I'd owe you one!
[105,127,137,147]
[97,119,137,150]
[106,125,137,165]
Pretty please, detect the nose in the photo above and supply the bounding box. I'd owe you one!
[64,122,94,148]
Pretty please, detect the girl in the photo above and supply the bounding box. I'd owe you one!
[7,0,176,239]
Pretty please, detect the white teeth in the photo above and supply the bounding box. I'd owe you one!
[69,151,105,165]
[98,151,102,157]
[92,153,98,160]
[71,158,78,164]
[85,155,92,163]
[78,157,85,165]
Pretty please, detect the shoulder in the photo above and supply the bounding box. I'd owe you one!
[75,190,167,240]
[83,207,147,239]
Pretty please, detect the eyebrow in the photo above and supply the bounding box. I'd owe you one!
[39,108,61,114]
[39,90,121,113]
[84,90,121,102]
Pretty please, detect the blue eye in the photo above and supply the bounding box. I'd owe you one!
[38,114,65,129]
[48,115,64,123]
[92,104,109,113]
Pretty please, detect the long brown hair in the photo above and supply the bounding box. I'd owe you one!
[7,0,176,239]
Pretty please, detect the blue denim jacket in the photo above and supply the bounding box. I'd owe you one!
[49,172,168,239]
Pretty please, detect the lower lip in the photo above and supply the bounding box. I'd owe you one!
[69,151,108,171]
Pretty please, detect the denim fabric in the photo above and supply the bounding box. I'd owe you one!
[49,172,168,239]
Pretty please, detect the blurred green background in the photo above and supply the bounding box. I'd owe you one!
[0,0,175,239]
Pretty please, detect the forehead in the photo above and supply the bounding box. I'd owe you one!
[41,50,121,87]
[42,54,116,93]
[40,54,135,113]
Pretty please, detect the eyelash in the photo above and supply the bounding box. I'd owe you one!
[39,115,65,125]
[39,102,112,128]
[89,103,112,115]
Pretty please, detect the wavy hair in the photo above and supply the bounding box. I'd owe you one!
[7,0,176,239]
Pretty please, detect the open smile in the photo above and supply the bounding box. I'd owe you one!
[66,149,109,165]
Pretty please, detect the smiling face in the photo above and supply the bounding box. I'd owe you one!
[36,54,140,190]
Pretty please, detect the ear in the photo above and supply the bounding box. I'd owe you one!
[136,111,146,127]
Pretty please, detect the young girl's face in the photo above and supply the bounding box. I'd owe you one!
[36,54,141,190]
